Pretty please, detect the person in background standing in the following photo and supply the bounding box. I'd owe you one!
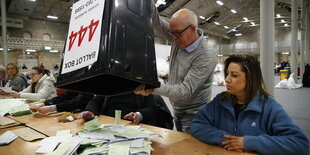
[40,63,45,69]
[22,64,28,69]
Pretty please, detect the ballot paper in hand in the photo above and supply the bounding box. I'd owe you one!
[84,116,101,131]
[0,131,18,145]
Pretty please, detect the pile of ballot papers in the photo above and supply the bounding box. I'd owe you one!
[36,117,160,155]
[0,99,29,116]
[0,99,46,116]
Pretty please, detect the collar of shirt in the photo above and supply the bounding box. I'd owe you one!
[184,29,204,52]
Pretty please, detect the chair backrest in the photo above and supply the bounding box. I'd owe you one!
[154,95,174,129]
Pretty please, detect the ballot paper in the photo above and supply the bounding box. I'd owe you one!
[11,127,46,141]
[36,134,73,154]
[114,110,121,125]
[47,136,85,155]
[130,138,144,148]
[108,125,129,133]
[36,139,59,154]
[0,116,16,126]
[63,136,85,155]
[79,131,115,140]
[0,131,18,145]
[108,142,130,155]
[0,99,28,116]
[56,129,71,136]
[83,116,101,131]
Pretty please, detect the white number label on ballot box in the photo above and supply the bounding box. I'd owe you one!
[62,0,105,74]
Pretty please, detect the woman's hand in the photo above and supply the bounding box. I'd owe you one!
[11,92,20,98]
[220,135,244,152]
[123,112,141,124]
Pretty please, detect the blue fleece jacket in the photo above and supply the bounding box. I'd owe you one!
[190,92,309,155]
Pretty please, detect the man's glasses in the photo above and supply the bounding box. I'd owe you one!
[28,72,39,78]
[169,24,192,38]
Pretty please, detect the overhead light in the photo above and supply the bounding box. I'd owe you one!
[214,22,220,25]
[155,0,166,7]
[284,23,289,27]
[50,49,59,53]
[199,16,205,20]
[282,52,290,55]
[227,28,236,33]
[243,17,248,22]
[44,46,51,50]
[216,1,224,5]
[250,22,255,26]
[0,48,10,50]
[276,14,281,18]
[27,52,30,55]
[235,33,242,36]
[26,49,36,52]
[224,26,229,29]
[281,19,285,23]
[231,9,237,13]
[217,54,223,57]
[27,0,36,1]
[47,15,58,19]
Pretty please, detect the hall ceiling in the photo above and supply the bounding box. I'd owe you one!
[3,0,303,39]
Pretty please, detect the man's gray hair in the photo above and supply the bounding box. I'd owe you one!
[172,8,198,27]
[186,10,198,26]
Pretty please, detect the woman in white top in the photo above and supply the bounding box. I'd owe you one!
[11,66,57,101]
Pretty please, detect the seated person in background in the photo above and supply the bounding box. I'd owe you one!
[84,93,160,126]
[11,66,57,101]
[190,54,309,155]
[29,91,93,114]
[0,66,6,87]
[0,63,28,93]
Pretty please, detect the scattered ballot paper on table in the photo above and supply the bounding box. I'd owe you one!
[0,131,18,145]
[0,116,16,126]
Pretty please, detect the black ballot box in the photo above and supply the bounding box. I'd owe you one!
[56,0,160,96]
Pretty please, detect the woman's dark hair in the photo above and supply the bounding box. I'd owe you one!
[32,66,50,76]
[221,54,270,106]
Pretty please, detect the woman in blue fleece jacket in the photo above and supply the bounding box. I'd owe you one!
[190,54,309,155]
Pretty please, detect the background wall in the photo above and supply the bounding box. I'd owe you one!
[1,19,68,69]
